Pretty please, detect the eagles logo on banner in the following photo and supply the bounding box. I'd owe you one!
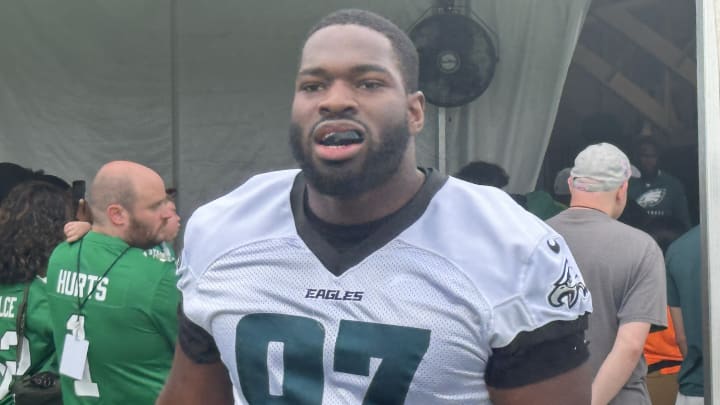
[548,258,588,309]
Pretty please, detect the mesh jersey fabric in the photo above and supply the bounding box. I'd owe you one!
[179,169,592,404]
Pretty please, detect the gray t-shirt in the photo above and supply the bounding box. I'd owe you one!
[548,208,666,405]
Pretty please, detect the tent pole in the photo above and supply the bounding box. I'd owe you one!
[438,107,446,174]
[696,0,720,401]
[170,0,180,205]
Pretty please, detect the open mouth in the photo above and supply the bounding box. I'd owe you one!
[318,130,364,147]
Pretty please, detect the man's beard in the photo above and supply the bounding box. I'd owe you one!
[126,216,163,249]
[289,119,411,199]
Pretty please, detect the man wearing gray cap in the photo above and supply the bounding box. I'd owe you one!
[547,143,667,405]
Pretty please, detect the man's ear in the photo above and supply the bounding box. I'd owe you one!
[407,91,425,134]
[107,204,127,226]
[616,181,629,202]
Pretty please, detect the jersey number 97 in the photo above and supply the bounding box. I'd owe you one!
[235,314,430,405]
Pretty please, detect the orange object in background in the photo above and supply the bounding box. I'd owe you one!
[645,307,682,405]
[644,307,683,375]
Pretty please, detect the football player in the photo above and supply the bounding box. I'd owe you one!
[159,9,592,405]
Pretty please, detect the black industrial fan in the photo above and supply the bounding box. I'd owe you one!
[409,1,498,107]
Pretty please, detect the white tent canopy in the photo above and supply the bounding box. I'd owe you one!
[0,0,590,216]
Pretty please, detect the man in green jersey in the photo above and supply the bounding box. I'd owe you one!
[64,191,181,263]
[45,161,179,404]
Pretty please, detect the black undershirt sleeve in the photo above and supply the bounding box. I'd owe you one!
[485,314,590,388]
[177,303,222,364]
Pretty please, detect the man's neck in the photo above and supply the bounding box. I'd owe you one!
[306,165,425,225]
[91,224,125,240]
[568,204,609,216]
[568,195,614,217]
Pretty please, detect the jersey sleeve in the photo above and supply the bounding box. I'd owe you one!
[486,316,589,387]
[175,238,221,353]
[177,302,222,364]
[486,234,592,387]
[150,265,180,349]
[489,234,592,349]
[175,239,224,364]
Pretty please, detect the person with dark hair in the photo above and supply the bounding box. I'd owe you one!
[628,137,691,229]
[306,8,420,93]
[44,161,178,405]
[454,161,510,188]
[0,181,73,402]
[454,160,532,207]
[159,9,592,405]
[0,163,35,204]
[33,174,70,192]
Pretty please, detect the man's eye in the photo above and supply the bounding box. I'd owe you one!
[358,81,382,89]
[300,83,324,92]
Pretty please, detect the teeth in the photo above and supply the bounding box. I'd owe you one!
[319,131,363,146]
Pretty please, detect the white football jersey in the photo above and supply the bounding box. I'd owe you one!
[179,169,591,404]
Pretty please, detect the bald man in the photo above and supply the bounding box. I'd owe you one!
[45,161,179,405]
[547,144,666,405]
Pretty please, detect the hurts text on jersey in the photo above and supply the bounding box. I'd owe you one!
[56,269,110,301]
[305,289,363,301]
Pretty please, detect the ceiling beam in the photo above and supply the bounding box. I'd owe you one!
[592,0,658,13]
[572,44,671,132]
[592,5,697,86]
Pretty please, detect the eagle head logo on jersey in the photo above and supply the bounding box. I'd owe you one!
[548,258,588,309]
[636,188,666,208]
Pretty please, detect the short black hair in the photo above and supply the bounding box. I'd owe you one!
[305,9,419,93]
[454,161,509,188]
[0,162,34,203]
[34,173,70,190]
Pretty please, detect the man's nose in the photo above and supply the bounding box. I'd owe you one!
[160,203,174,219]
[318,82,358,116]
